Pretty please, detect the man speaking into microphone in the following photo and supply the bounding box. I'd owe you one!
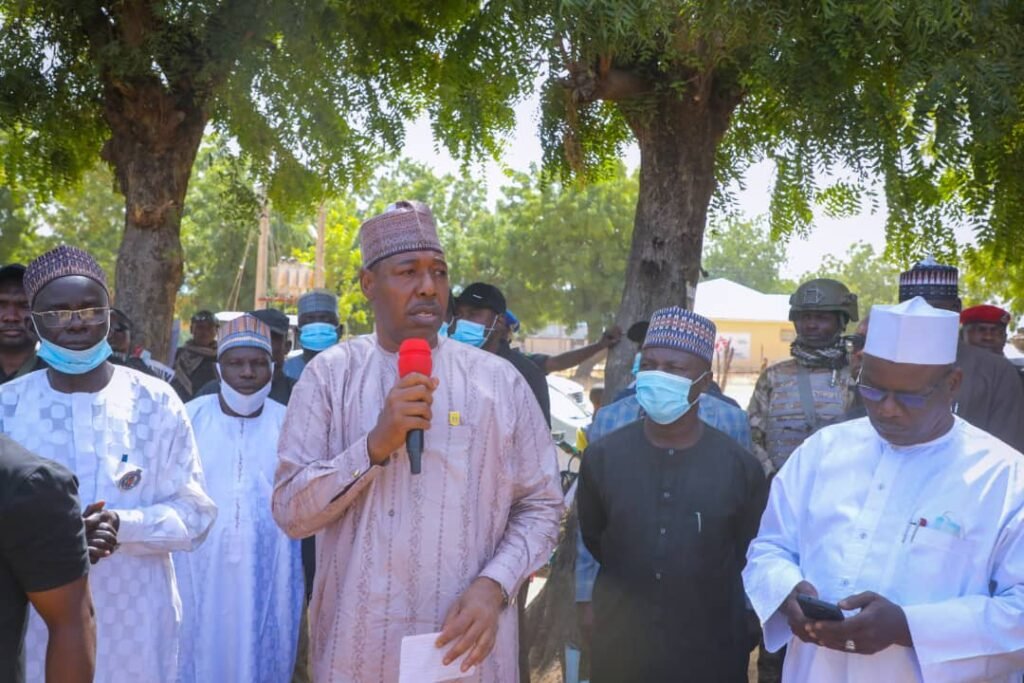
[273,200,564,682]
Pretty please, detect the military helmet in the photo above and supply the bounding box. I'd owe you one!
[789,278,859,323]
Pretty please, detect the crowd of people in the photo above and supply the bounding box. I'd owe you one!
[1,198,1024,683]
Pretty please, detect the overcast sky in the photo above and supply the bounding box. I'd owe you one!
[400,96,978,280]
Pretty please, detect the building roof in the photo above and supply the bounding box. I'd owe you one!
[693,278,791,323]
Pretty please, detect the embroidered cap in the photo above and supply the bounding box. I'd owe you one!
[898,256,959,302]
[24,246,108,305]
[359,200,444,269]
[217,314,272,359]
[297,289,338,318]
[642,307,717,364]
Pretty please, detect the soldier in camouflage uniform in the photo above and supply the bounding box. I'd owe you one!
[748,278,859,475]
[748,278,858,683]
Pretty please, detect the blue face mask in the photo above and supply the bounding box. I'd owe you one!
[450,319,493,348]
[438,321,450,338]
[635,370,706,425]
[33,321,113,375]
[631,352,642,376]
[300,322,338,352]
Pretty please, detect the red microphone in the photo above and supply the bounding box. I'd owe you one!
[398,338,432,474]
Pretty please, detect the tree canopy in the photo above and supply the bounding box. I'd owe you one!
[0,0,546,357]
[702,217,793,294]
[529,0,1024,391]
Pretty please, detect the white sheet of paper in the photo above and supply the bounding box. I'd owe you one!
[399,632,476,683]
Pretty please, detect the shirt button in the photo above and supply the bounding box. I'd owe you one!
[352,469,361,477]
[663,492,671,499]
[388,509,395,517]
[668,449,675,456]
[660,527,666,535]
[878,483,886,491]
[859,532,868,540]
[842,579,850,587]
[655,572,662,581]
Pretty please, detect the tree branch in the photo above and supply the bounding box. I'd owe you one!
[559,62,655,104]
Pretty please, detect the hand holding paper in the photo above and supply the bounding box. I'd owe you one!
[400,633,475,683]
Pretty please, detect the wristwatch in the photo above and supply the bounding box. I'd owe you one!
[499,584,511,608]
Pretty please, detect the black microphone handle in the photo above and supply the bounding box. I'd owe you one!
[407,429,424,475]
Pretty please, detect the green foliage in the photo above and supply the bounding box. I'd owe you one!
[4,136,314,327]
[702,217,793,294]
[961,244,1024,319]
[292,199,369,331]
[29,165,124,292]
[486,163,637,337]
[179,139,311,317]
[0,0,545,210]
[540,0,1024,264]
[0,185,38,265]
[800,242,902,317]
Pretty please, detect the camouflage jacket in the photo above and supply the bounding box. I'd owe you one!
[748,358,854,474]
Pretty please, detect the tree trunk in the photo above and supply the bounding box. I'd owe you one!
[101,81,208,362]
[604,85,739,396]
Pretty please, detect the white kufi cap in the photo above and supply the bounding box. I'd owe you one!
[865,296,959,365]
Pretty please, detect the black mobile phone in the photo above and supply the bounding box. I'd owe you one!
[797,594,845,621]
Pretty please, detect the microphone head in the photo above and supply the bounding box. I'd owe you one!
[398,337,433,377]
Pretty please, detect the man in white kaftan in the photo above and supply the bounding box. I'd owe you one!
[176,314,302,683]
[0,245,216,683]
[744,297,1024,683]
[2,367,217,683]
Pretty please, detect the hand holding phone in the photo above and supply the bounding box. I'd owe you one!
[797,594,845,622]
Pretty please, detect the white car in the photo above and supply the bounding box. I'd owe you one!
[547,375,592,446]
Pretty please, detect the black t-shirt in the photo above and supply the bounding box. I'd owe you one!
[498,343,551,427]
[0,436,89,683]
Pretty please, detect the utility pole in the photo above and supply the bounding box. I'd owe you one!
[254,195,270,310]
[314,200,327,289]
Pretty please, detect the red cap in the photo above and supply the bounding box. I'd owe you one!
[960,305,1011,327]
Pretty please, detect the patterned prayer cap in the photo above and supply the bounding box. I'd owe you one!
[297,289,339,317]
[23,245,108,305]
[359,200,444,269]
[642,306,717,364]
[899,256,959,302]
[217,314,272,359]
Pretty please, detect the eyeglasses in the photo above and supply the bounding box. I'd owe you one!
[856,372,950,410]
[32,307,110,329]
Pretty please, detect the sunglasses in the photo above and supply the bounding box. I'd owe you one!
[856,371,951,410]
[32,307,110,330]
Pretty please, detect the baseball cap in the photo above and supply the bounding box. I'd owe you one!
[456,283,507,315]
[627,320,650,344]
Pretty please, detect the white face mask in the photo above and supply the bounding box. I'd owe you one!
[216,363,274,417]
